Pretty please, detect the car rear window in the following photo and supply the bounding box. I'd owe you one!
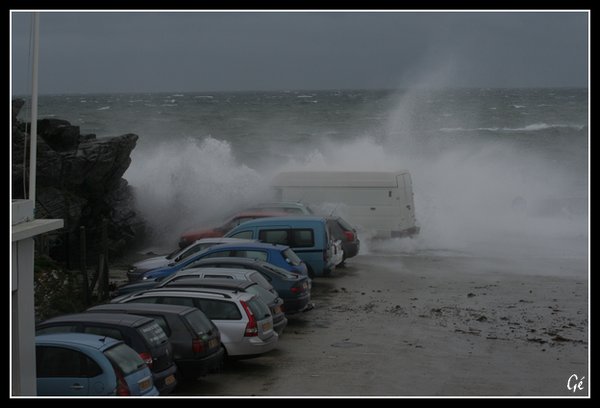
[145,315,170,336]
[246,297,271,321]
[260,262,297,279]
[282,248,302,266]
[83,326,124,341]
[36,325,78,335]
[139,321,168,347]
[104,343,145,376]
[235,250,268,262]
[336,217,354,231]
[248,272,272,288]
[184,309,215,335]
[246,285,277,304]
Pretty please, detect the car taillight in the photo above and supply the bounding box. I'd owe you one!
[139,352,153,369]
[290,284,305,294]
[192,338,204,353]
[115,367,131,396]
[240,300,258,337]
[343,231,355,241]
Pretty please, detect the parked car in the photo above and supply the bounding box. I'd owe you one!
[86,303,224,378]
[127,237,256,282]
[245,201,314,215]
[36,333,159,396]
[225,216,337,277]
[178,211,289,249]
[326,216,360,261]
[174,257,312,314]
[114,267,277,299]
[36,312,177,395]
[114,287,278,358]
[139,242,308,281]
[164,278,287,335]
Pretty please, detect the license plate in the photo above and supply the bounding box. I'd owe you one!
[262,322,272,332]
[208,338,219,349]
[165,374,176,386]
[138,377,152,392]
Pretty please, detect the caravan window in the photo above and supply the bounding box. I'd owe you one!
[259,229,290,245]
[292,229,314,247]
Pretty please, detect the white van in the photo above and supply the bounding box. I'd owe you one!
[272,171,419,239]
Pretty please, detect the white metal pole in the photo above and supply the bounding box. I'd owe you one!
[28,12,39,208]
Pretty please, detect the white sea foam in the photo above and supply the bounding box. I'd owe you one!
[439,123,584,132]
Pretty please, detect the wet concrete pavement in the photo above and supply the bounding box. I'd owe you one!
[170,252,588,397]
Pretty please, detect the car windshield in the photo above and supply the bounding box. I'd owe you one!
[282,248,302,266]
[165,248,181,260]
[104,343,145,375]
[184,309,216,336]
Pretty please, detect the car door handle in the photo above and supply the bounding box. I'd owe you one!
[70,384,84,390]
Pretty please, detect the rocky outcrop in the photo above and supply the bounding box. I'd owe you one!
[12,98,145,266]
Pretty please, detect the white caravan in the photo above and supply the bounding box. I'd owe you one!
[272,171,419,239]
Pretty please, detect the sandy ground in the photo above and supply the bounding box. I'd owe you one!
[110,248,589,397]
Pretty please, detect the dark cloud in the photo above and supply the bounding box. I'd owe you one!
[11,11,588,94]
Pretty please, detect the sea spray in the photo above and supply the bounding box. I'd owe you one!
[125,136,269,247]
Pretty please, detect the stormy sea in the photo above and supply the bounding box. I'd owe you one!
[31,88,588,268]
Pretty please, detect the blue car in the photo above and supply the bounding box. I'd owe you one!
[225,216,338,277]
[140,242,308,281]
[36,333,159,396]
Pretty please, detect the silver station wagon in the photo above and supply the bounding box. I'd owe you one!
[115,287,278,358]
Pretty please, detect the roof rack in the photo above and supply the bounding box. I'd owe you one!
[144,287,234,299]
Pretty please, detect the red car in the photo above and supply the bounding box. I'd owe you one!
[179,211,290,248]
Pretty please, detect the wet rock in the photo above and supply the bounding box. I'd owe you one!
[38,118,80,151]
[12,100,145,265]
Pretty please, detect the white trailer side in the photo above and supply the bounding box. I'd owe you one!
[272,171,419,239]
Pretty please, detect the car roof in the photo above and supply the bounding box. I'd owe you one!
[228,215,325,226]
[88,302,198,317]
[186,257,262,266]
[39,312,155,328]
[202,242,291,251]
[254,201,309,207]
[129,287,254,301]
[165,278,255,291]
[229,210,290,218]
[176,267,255,276]
[36,332,121,350]
[190,237,256,245]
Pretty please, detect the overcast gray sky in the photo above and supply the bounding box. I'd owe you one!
[11,11,588,95]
